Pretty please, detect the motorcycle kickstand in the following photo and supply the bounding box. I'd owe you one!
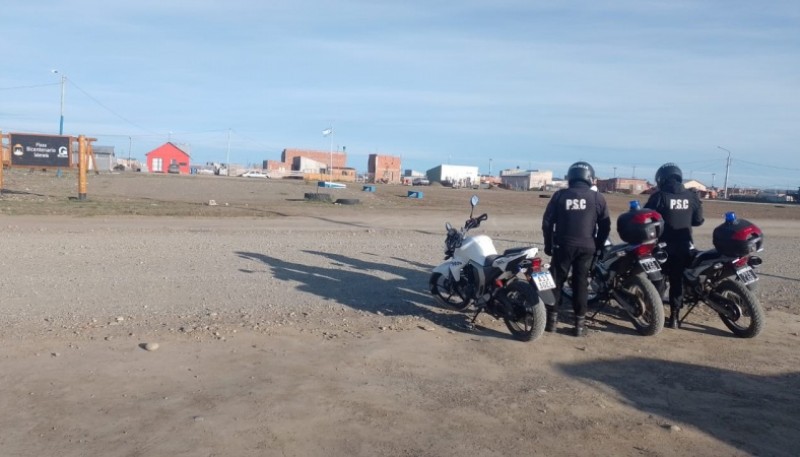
[589,300,609,321]
[678,303,698,326]
[467,307,484,330]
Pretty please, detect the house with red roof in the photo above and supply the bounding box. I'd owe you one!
[145,142,190,174]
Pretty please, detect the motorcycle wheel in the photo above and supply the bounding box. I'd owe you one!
[501,280,546,342]
[429,272,471,311]
[716,279,764,338]
[622,273,664,336]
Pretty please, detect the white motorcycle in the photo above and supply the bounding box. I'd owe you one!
[429,195,554,342]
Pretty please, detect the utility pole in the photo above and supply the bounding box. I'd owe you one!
[632,165,636,179]
[51,70,66,135]
[718,146,731,199]
[613,166,617,178]
[711,172,716,189]
[226,128,231,176]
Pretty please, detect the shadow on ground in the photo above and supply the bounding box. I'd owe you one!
[558,357,800,457]
[235,249,518,340]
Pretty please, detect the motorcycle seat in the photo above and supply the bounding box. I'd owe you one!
[606,243,629,255]
[502,247,532,256]
[483,254,499,267]
[692,248,720,265]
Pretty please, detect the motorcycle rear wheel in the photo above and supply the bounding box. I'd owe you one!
[429,272,471,311]
[501,280,545,342]
[716,279,764,338]
[622,273,664,336]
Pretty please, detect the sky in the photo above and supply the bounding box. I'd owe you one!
[1,0,799,189]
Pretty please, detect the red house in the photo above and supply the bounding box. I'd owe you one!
[145,142,190,174]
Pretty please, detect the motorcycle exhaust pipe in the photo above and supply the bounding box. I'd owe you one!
[610,289,640,316]
[705,292,741,320]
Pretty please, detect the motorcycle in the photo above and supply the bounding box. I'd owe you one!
[561,204,666,336]
[429,195,554,342]
[656,211,765,338]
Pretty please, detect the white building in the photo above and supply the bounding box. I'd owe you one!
[499,169,553,191]
[426,164,480,187]
[293,156,327,174]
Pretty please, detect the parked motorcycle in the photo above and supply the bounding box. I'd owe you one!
[656,212,765,338]
[429,195,553,342]
[562,202,666,336]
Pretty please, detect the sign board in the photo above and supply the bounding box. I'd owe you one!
[9,133,71,168]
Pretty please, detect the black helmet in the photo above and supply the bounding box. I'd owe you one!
[566,161,595,186]
[655,163,682,188]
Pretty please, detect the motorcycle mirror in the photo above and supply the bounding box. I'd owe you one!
[470,195,479,207]
[445,222,453,231]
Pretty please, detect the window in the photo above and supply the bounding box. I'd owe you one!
[152,158,163,172]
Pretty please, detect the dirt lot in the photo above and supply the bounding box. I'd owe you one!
[1,169,799,457]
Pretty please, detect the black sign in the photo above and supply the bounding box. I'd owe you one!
[9,134,71,167]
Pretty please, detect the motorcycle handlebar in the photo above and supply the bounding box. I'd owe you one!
[464,213,489,230]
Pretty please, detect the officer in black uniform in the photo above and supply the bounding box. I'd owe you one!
[542,161,611,337]
[644,163,704,329]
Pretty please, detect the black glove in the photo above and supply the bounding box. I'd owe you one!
[544,245,553,257]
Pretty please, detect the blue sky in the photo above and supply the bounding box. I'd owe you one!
[2,0,799,189]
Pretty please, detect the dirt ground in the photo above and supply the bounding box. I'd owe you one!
[1,169,799,457]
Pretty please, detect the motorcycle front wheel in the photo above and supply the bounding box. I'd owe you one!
[429,272,471,311]
[622,273,664,336]
[716,279,764,338]
[501,280,546,342]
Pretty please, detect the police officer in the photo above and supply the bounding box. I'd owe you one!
[644,163,704,329]
[542,161,611,337]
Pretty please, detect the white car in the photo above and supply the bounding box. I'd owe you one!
[241,171,268,178]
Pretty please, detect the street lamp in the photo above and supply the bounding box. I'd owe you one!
[717,146,732,199]
[50,69,66,135]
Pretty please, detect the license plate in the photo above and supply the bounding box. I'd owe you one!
[531,271,556,290]
[639,257,661,274]
[737,266,758,285]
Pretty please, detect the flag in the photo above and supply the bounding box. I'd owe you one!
[322,128,333,136]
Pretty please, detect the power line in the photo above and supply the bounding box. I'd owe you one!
[65,78,157,135]
[0,82,60,91]
[734,158,800,173]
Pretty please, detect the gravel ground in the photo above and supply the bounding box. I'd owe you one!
[1,169,799,457]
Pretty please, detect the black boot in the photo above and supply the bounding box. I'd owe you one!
[545,311,558,333]
[668,306,681,329]
[574,316,586,337]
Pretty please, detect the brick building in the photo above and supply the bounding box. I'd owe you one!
[596,177,651,194]
[263,148,353,181]
[368,154,402,184]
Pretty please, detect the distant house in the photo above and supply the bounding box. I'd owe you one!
[264,147,354,181]
[427,164,479,187]
[368,154,402,184]
[683,179,707,192]
[596,177,651,194]
[499,169,553,191]
[92,145,116,172]
[145,142,190,174]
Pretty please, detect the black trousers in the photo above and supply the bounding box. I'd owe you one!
[664,241,692,309]
[551,245,595,317]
